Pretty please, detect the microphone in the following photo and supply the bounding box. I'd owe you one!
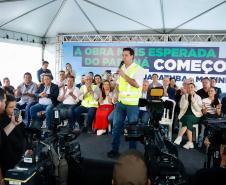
[119,61,124,69]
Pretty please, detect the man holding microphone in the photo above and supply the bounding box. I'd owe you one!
[107,47,145,158]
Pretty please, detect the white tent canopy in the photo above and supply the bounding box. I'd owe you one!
[0,0,226,40]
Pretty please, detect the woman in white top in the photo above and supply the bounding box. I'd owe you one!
[202,87,221,117]
[174,83,203,149]
[197,87,222,148]
[93,80,114,135]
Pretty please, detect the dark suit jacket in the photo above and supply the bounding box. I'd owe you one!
[35,83,59,106]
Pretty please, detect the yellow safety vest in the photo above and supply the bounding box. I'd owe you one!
[118,63,142,105]
[81,84,99,107]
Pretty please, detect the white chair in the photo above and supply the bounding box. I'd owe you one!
[159,98,176,141]
[178,122,199,143]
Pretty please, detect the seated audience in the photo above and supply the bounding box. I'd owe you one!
[2,77,15,95]
[0,95,26,178]
[174,83,203,149]
[112,150,151,185]
[73,74,100,133]
[202,87,221,118]
[93,80,114,135]
[57,70,67,91]
[30,73,59,129]
[198,87,222,147]
[57,75,82,129]
[15,72,37,126]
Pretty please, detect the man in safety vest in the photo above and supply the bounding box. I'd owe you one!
[107,47,145,158]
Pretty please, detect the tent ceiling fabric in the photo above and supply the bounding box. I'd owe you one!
[0,0,225,38]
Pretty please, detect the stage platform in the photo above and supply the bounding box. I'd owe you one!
[68,132,206,185]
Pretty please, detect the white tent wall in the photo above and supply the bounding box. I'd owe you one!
[43,43,57,82]
[0,40,55,87]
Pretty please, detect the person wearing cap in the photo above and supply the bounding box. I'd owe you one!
[30,73,59,129]
[112,150,151,185]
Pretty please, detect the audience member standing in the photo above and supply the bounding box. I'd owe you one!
[65,63,75,78]
[37,60,52,82]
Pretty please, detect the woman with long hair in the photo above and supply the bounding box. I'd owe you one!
[93,80,114,135]
[197,87,222,147]
[174,83,203,149]
[65,63,75,78]
[202,87,221,118]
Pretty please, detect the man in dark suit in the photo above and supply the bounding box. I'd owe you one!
[30,73,59,129]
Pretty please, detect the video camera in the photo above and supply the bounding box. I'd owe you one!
[124,87,186,185]
[5,120,81,185]
[4,128,54,185]
[204,118,226,146]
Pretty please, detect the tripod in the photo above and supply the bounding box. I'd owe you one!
[204,144,221,168]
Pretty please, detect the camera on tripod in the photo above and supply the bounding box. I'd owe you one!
[124,87,186,185]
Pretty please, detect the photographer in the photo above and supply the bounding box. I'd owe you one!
[0,95,26,179]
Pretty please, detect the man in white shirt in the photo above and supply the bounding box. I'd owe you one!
[57,75,82,129]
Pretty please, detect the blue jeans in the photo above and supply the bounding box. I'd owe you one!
[74,106,96,129]
[30,103,54,129]
[112,102,139,151]
[57,103,78,128]
[108,110,114,125]
[139,110,150,125]
[17,101,37,127]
